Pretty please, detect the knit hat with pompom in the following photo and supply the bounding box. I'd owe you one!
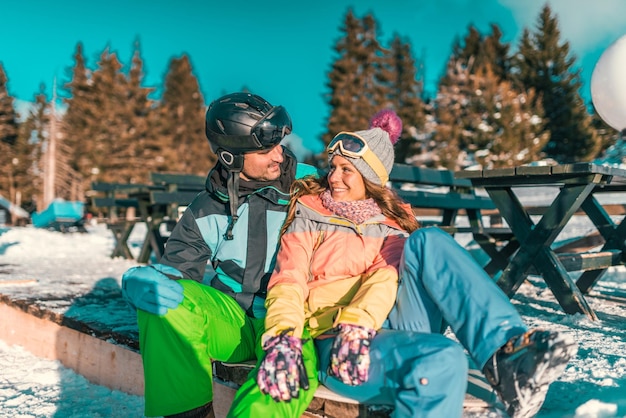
[328,109,402,186]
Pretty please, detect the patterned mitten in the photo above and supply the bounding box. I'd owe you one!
[329,323,377,386]
[257,330,309,402]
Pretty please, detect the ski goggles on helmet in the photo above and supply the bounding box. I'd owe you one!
[327,131,389,184]
[250,105,292,148]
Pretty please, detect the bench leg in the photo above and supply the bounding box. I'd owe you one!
[577,196,626,293]
[137,222,168,264]
[488,184,599,319]
[109,223,135,260]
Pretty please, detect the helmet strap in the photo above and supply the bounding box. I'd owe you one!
[217,148,244,241]
[224,172,239,241]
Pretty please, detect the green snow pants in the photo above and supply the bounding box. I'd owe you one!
[137,280,318,417]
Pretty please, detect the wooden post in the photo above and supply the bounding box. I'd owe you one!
[42,78,58,209]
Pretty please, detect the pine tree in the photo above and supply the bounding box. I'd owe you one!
[324,10,361,148]
[155,54,213,175]
[484,24,512,82]
[122,39,158,180]
[445,24,511,84]
[360,13,390,116]
[386,34,426,163]
[471,64,548,168]
[62,43,96,191]
[434,58,547,170]
[14,88,48,212]
[0,63,18,146]
[80,47,138,184]
[0,63,20,202]
[513,5,599,162]
[323,10,386,150]
[63,42,161,189]
[450,26,481,69]
[433,24,517,169]
[434,57,478,169]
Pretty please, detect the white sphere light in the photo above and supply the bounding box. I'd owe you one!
[591,34,626,132]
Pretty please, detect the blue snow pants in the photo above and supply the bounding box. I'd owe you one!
[318,227,527,418]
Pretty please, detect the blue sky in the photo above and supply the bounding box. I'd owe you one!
[2,0,626,156]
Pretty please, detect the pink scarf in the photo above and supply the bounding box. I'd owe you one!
[320,189,382,224]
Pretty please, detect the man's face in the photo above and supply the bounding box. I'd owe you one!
[240,144,284,181]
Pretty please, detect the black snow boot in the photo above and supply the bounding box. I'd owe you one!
[483,329,577,418]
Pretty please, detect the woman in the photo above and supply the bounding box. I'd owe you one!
[233,110,576,418]
[228,109,427,417]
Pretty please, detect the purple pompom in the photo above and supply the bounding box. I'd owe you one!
[369,109,402,144]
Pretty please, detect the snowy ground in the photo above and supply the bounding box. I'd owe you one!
[1,214,625,417]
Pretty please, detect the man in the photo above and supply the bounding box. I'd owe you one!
[121,92,318,418]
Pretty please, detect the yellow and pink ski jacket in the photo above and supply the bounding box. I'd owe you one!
[263,193,412,340]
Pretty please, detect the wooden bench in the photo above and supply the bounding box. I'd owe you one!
[91,166,510,262]
[131,173,206,263]
[388,164,514,266]
[89,182,148,217]
[89,174,206,263]
[89,182,150,259]
[389,164,501,230]
[212,359,494,418]
[149,172,205,206]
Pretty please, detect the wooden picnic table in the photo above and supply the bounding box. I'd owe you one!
[456,163,626,320]
[90,173,206,263]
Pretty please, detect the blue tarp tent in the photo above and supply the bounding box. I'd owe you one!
[32,199,85,231]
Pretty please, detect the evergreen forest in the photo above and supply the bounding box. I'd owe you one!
[0,5,619,215]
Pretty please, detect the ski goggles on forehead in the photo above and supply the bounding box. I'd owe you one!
[250,105,292,147]
[327,131,389,185]
[327,132,370,157]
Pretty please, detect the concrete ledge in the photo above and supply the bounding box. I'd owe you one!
[0,302,144,396]
[0,298,494,417]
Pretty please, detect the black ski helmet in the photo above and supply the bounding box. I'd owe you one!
[205,92,292,169]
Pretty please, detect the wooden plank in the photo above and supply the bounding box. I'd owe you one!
[527,250,622,275]
[90,182,150,193]
[91,197,139,208]
[553,232,605,253]
[390,164,472,188]
[454,169,483,179]
[150,172,205,187]
[439,225,513,237]
[483,167,516,178]
[552,163,626,177]
[594,183,626,192]
[150,191,201,206]
[395,190,495,210]
[515,165,552,176]
[525,204,626,216]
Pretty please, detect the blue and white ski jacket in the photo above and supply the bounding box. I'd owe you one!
[160,147,316,318]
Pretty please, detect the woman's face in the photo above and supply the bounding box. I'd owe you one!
[327,155,366,202]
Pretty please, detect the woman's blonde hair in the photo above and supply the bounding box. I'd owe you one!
[280,175,419,236]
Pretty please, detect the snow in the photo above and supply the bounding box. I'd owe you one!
[1,217,626,417]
